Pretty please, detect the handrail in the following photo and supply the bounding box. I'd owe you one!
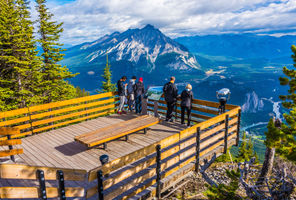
[0,92,118,140]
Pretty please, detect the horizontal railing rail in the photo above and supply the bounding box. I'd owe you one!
[147,96,238,123]
[0,92,119,140]
[0,164,87,199]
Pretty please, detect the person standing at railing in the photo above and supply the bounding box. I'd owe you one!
[127,76,137,112]
[163,76,178,122]
[134,77,145,114]
[117,76,127,114]
[181,84,193,126]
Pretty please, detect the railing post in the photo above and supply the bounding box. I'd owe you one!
[27,107,34,135]
[195,127,200,173]
[57,170,66,200]
[236,109,241,146]
[153,100,159,118]
[156,144,161,199]
[224,114,229,154]
[37,169,47,200]
[6,134,15,162]
[97,170,104,200]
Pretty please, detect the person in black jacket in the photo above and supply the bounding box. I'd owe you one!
[181,84,193,126]
[117,76,127,114]
[163,76,178,122]
[134,77,145,114]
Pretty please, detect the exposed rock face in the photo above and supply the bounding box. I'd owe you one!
[242,91,264,113]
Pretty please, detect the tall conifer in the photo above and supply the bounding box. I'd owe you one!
[101,54,116,93]
[0,0,42,110]
[35,0,77,103]
[278,45,296,162]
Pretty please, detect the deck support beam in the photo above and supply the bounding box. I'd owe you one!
[195,127,201,173]
[57,170,66,200]
[156,144,161,199]
[37,169,47,200]
[224,114,229,154]
[236,109,241,146]
[97,170,104,200]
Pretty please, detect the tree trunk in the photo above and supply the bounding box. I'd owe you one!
[256,147,275,185]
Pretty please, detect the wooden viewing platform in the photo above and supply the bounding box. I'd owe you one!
[0,92,241,199]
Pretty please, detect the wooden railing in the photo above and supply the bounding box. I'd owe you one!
[0,92,118,140]
[146,96,238,123]
[0,164,87,199]
[85,105,241,199]
[0,92,241,199]
[0,128,23,161]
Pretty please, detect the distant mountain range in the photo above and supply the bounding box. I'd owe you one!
[64,24,200,75]
[176,34,296,63]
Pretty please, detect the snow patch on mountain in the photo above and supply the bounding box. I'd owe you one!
[77,24,200,72]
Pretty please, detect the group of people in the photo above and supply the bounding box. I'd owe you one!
[117,76,145,114]
[116,76,193,126]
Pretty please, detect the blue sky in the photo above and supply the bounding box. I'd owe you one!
[31,0,296,45]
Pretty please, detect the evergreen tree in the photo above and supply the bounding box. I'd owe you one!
[253,151,259,164]
[35,0,77,103]
[0,0,42,110]
[278,45,296,162]
[237,131,249,162]
[101,54,116,93]
[76,86,89,97]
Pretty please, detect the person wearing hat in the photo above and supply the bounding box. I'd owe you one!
[127,76,137,111]
[180,84,193,126]
[163,76,178,122]
[134,77,145,114]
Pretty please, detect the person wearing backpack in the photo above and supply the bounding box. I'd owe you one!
[181,84,193,126]
[127,76,137,111]
[163,76,178,122]
[134,77,145,114]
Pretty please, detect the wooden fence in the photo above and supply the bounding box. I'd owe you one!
[0,164,86,199]
[0,92,241,199]
[0,92,118,140]
[146,96,238,124]
[86,106,241,199]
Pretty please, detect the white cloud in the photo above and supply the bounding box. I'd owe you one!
[39,0,296,45]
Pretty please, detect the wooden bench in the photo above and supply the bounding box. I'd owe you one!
[74,115,160,149]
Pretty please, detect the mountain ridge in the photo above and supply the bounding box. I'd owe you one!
[65,24,200,73]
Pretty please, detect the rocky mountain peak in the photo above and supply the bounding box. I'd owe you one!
[72,24,200,73]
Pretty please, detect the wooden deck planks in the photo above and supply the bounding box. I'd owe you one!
[0,113,183,171]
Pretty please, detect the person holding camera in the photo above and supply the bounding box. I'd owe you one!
[163,76,178,122]
[180,84,193,126]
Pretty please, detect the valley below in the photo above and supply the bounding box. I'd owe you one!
[61,26,296,160]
